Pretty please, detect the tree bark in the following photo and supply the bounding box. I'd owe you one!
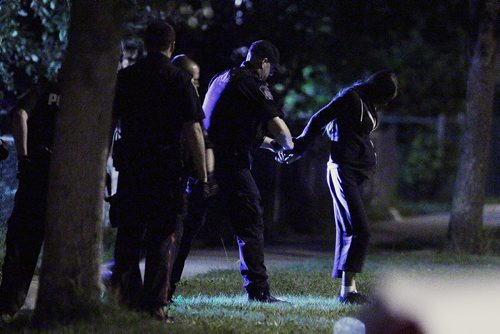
[448,0,498,253]
[34,1,130,325]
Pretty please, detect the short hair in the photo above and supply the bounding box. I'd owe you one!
[246,40,280,69]
[144,20,175,52]
[172,54,197,74]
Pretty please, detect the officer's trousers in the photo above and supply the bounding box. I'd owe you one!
[327,162,371,278]
[215,164,269,292]
[169,179,211,296]
[0,170,47,315]
[111,168,179,310]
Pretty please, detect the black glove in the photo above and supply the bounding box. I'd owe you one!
[190,176,218,201]
[207,173,219,198]
[0,140,8,161]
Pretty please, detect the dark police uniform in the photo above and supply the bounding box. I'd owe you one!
[295,88,377,278]
[111,52,204,310]
[0,81,59,315]
[168,129,214,299]
[203,61,281,295]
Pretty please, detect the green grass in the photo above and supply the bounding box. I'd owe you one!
[4,250,500,333]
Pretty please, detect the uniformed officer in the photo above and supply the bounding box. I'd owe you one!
[203,40,294,302]
[110,21,207,321]
[0,79,60,317]
[168,55,217,301]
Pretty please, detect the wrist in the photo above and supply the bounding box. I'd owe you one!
[270,140,283,152]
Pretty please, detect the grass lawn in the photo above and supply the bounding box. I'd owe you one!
[4,249,500,333]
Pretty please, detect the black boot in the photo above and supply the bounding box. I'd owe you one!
[247,287,288,303]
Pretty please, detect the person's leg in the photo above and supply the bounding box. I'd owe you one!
[215,164,284,302]
[0,175,46,316]
[141,197,177,312]
[169,181,208,298]
[233,194,268,293]
[327,163,370,303]
[219,168,268,291]
[111,217,145,309]
[110,171,145,309]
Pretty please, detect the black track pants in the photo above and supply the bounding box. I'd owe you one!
[327,162,371,278]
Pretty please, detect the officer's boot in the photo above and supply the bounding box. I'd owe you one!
[247,286,288,303]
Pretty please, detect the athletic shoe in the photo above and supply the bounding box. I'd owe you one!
[339,292,370,305]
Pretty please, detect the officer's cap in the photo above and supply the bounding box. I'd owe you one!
[248,40,280,70]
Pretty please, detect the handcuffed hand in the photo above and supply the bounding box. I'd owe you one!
[275,150,302,164]
[274,137,305,165]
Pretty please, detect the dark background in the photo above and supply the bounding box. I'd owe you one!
[1,0,499,243]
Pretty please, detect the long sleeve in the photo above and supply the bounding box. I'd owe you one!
[295,92,352,154]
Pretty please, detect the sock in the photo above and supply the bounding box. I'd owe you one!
[340,283,357,297]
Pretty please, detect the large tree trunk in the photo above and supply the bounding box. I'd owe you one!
[33,1,130,325]
[448,0,498,253]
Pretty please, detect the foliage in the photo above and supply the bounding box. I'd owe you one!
[0,0,69,95]
[0,1,468,120]
[0,1,211,100]
[400,128,444,198]
[226,0,468,120]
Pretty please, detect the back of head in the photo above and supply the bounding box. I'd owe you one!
[357,70,398,105]
[172,54,197,76]
[144,20,175,52]
[246,40,280,69]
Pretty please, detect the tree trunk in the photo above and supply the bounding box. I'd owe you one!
[448,0,498,253]
[34,1,130,325]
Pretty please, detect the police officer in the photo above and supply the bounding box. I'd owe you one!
[168,55,217,301]
[203,40,294,302]
[110,21,207,321]
[0,79,59,318]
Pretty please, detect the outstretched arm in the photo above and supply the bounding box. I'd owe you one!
[277,94,348,164]
[297,97,341,144]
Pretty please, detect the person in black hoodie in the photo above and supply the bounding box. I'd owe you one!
[278,70,398,304]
